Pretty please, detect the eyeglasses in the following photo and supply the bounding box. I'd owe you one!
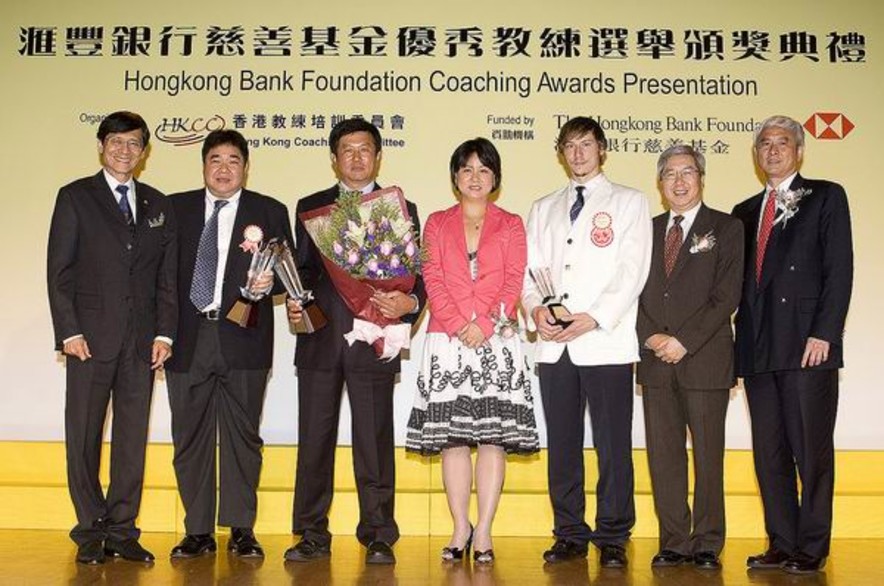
[661,168,700,183]
[106,137,144,152]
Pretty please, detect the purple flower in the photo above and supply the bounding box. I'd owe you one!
[367,258,379,273]
[333,241,344,255]
[380,240,393,256]
[347,250,359,265]
[390,256,401,269]
[405,242,416,257]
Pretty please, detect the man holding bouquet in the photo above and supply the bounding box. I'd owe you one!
[285,118,426,565]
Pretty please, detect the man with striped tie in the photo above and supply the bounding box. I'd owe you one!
[733,115,853,575]
[165,129,293,561]
[47,111,178,564]
[522,116,652,569]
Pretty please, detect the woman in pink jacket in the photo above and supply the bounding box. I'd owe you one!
[406,138,539,564]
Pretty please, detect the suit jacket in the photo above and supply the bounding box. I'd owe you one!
[522,175,652,366]
[165,189,293,372]
[636,204,744,390]
[423,202,526,338]
[732,174,853,376]
[293,184,427,373]
[48,171,177,362]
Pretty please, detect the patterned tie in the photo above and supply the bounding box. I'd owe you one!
[755,189,777,284]
[189,200,229,311]
[664,215,684,277]
[116,184,133,226]
[570,185,585,224]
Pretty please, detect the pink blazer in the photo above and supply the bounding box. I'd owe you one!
[423,202,527,338]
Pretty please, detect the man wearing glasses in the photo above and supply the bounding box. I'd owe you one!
[47,111,177,565]
[637,145,743,571]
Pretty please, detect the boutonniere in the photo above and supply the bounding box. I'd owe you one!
[239,225,264,253]
[774,188,812,228]
[689,230,716,254]
[147,212,165,228]
[491,302,520,340]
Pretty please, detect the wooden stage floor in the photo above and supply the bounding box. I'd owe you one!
[0,530,880,585]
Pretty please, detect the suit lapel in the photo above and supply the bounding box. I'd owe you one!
[224,190,252,285]
[651,214,668,286]
[758,175,804,292]
[90,172,128,228]
[668,204,709,281]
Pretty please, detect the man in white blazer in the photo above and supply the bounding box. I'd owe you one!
[523,116,652,568]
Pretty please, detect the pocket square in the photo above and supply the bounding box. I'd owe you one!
[147,213,165,228]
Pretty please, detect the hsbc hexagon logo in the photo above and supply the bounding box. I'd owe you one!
[804,113,854,140]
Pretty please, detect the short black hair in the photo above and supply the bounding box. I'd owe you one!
[201,129,249,164]
[556,116,607,151]
[97,111,150,146]
[449,137,502,192]
[329,118,382,154]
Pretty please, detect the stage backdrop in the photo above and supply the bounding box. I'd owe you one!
[2,0,880,448]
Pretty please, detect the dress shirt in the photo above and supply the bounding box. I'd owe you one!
[202,189,241,312]
[102,169,136,223]
[667,201,702,243]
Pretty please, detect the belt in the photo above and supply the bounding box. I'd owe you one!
[198,309,220,321]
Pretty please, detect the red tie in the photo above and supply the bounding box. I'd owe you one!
[755,189,777,283]
[664,215,684,277]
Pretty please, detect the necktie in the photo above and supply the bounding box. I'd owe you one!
[570,186,585,224]
[190,200,229,311]
[116,184,133,226]
[664,215,684,277]
[755,189,777,283]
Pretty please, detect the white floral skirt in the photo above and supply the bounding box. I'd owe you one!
[405,333,539,455]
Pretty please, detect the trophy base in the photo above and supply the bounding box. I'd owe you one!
[227,299,259,328]
[294,301,328,334]
[547,302,572,328]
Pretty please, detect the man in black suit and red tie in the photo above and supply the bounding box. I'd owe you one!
[732,115,853,575]
[284,118,426,566]
[165,129,293,560]
[47,111,177,564]
[637,145,744,571]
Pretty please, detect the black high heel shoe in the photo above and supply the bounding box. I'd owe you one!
[441,525,474,561]
[473,548,495,564]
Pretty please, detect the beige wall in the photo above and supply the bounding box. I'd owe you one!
[2,0,880,447]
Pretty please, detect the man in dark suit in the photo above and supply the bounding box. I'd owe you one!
[165,130,293,560]
[47,111,177,564]
[284,118,426,566]
[732,115,853,575]
[637,145,744,571]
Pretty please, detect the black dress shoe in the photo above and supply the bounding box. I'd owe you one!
[171,534,217,558]
[441,525,473,561]
[651,549,692,567]
[76,540,106,565]
[693,550,721,570]
[366,541,396,565]
[104,538,155,562]
[599,544,628,568]
[543,539,588,564]
[783,552,826,574]
[284,538,331,562]
[227,528,264,558]
[746,547,791,569]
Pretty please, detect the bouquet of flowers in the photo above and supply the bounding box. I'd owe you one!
[299,186,421,360]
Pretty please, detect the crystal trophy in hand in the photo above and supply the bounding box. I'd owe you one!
[227,236,279,328]
[529,266,572,328]
[272,240,327,333]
